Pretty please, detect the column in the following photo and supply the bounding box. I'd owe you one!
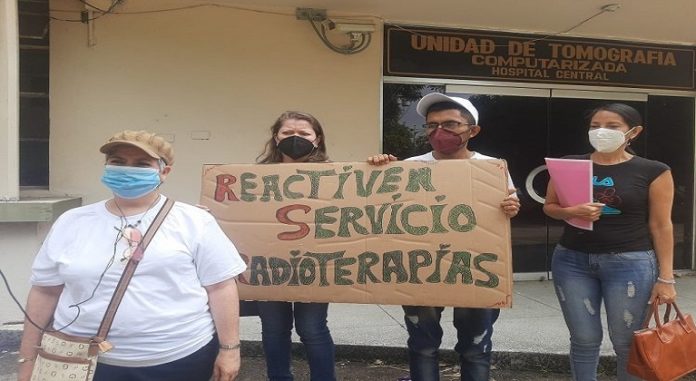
[0,0,19,201]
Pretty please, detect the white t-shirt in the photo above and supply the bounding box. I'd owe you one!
[31,196,246,367]
[406,151,516,192]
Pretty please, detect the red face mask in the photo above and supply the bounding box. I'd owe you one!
[428,128,467,154]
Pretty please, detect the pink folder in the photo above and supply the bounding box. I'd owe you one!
[545,158,593,231]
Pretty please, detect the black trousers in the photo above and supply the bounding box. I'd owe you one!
[93,336,219,381]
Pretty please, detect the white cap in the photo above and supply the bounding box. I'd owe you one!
[416,93,479,124]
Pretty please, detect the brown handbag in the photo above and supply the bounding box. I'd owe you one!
[30,198,175,381]
[627,301,696,381]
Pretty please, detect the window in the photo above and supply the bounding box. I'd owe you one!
[382,84,443,159]
[18,0,50,187]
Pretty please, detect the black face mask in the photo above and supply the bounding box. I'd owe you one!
[277,136,316,160]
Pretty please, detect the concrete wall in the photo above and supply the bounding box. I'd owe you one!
[0,222,51,324]
[0,0,381,324]
[49,0,382,205]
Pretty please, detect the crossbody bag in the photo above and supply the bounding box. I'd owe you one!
[30,198,175,381]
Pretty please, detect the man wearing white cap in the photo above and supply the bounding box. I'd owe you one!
[368,93,519,381]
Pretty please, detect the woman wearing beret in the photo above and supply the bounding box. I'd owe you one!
[18,130,246,381]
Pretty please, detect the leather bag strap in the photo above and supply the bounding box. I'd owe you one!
[640,302,658,329]
[95,197,175,341]
[641,301,687,330]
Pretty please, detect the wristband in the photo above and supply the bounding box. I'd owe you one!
[657,277,676,284]
[219,343,241,351]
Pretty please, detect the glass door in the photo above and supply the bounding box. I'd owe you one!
[646,96,695,270]
[546,91,648,271]
[384,83,694,274]
[446,85,550,275]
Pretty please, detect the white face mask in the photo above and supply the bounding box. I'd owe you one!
[588,127,633,153]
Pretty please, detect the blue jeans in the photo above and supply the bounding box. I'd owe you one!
[552,245,657,381]
[257,301,335,381]
[403,306,499,381]
[93,335,218,381]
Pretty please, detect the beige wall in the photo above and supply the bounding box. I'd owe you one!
[50,0,382,205]
[0,0,381,324]
[0,222,51,323]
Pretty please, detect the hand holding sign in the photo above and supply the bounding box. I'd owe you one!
[501,189,520,218]
[366,153,398,166]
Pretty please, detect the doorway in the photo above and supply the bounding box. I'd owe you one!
[382,83,694,274]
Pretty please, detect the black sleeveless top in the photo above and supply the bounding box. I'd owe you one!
[559,154,670,254]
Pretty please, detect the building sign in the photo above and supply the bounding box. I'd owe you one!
[200,160,513,308]
[385,25,696,90]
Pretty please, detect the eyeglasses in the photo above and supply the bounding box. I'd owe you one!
[422,121,471,130]
[118,226,143,263]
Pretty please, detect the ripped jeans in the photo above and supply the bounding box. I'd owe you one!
[552,245,657,381]
[402,306,499,381]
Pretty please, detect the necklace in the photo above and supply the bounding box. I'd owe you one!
[113,195,162,229]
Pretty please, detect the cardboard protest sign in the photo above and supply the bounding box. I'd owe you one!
[200,160,513,308]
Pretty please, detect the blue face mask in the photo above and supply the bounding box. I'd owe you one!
[101,165,162,199]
